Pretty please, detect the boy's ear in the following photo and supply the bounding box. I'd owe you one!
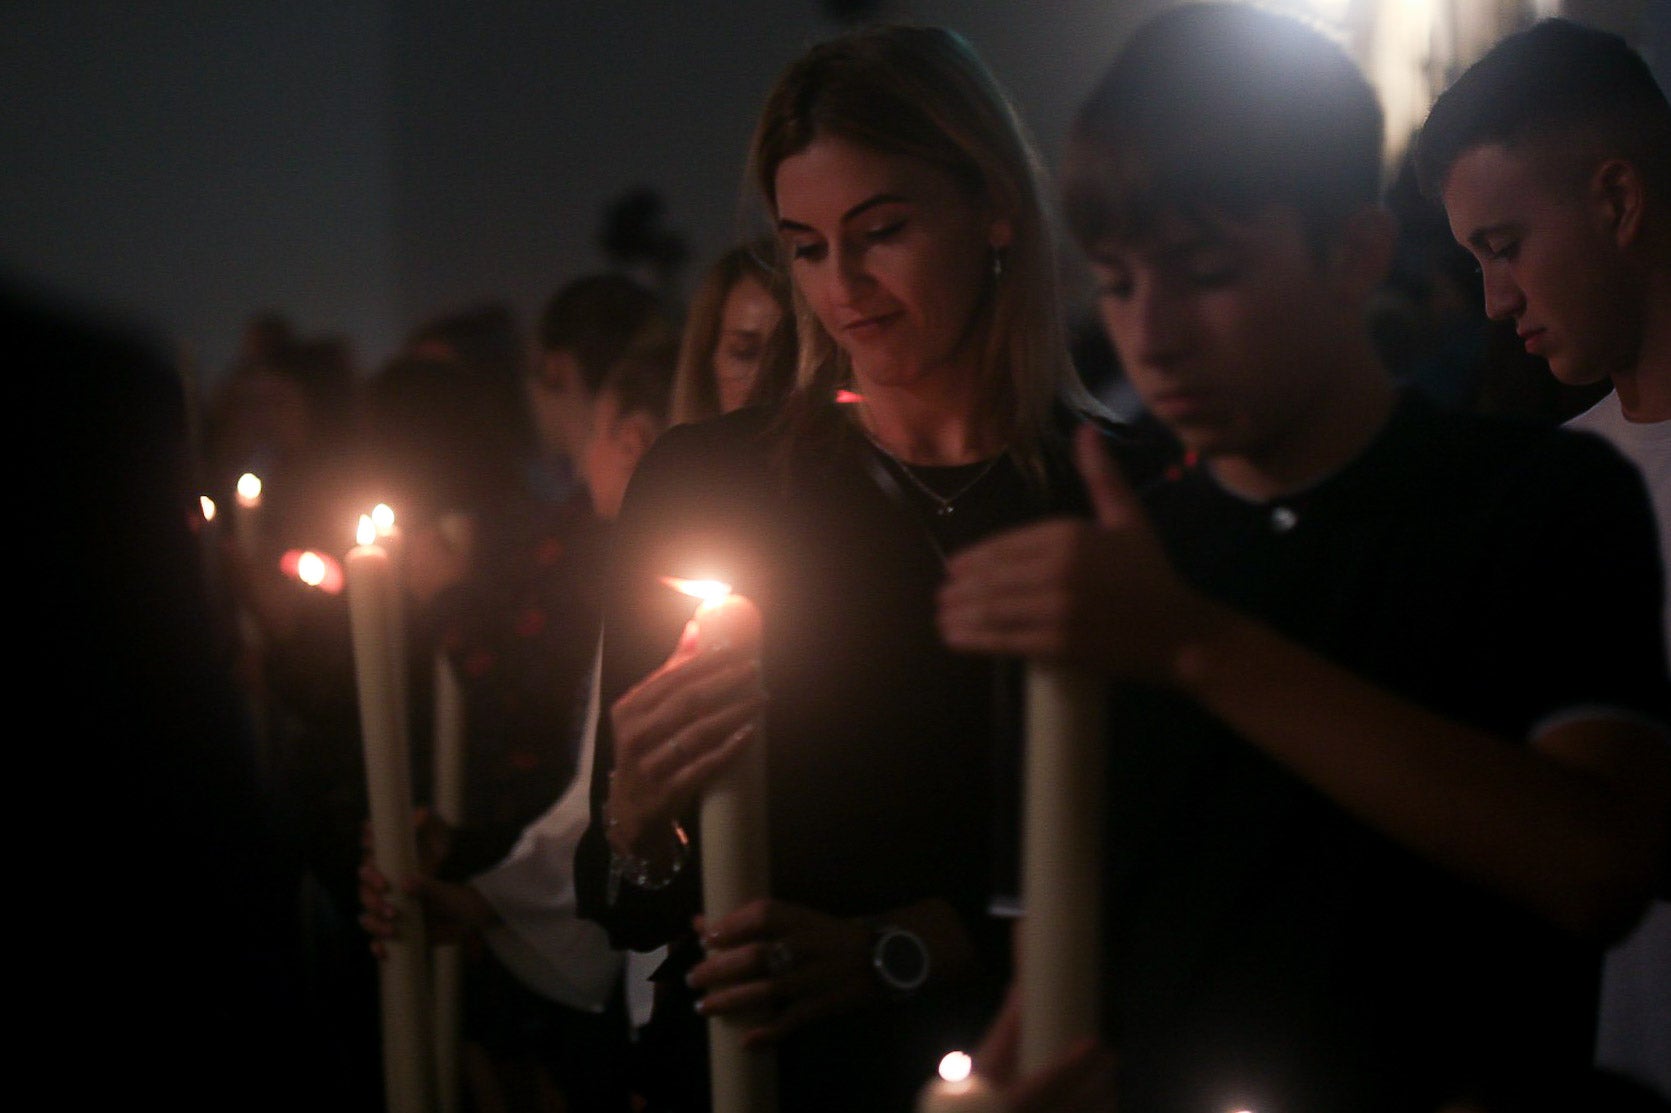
[1326,206,1398,305]
[619,411,661,466]
[1591,157,1646,249]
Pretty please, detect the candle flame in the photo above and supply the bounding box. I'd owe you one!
[938,1052,973,1083]
[200,495,217,522]
[296,551,327,587]
[279,548,345,594]
[235,472,262,507]
[357,515,376,547]
[662,576,732,603]
[371,503,396,535]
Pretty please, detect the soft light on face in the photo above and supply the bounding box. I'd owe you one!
[580,391,643,521]
[713,276,782,414]
[1441,141,1638,386]
[1089,206,1343,466]
[527,349,595,460]
[773,134,1007,392]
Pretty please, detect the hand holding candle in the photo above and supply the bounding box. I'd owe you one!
[347,512,435,1113]
[602,625,765,867]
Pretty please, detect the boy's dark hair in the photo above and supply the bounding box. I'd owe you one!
[535,273,672,392]
[1062,2,1383,251]
[1414,18,1671,203]
[598,335,678,430]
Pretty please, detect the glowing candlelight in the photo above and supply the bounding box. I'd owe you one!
[233,472,262,557]
[296,550,326,587]
[366,504,410,774]
[200,495,217,522]
[347,511,434,1113]
[280,549,345,595]
[666,575,775,1113]
[1020,663,1105,1072]
[915,1051,1003,1112]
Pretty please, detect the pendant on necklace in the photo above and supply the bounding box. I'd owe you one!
[936,504,954,518]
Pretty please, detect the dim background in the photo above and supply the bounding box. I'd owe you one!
[3,0,1664,387]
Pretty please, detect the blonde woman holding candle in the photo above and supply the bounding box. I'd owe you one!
[574,25,1168,1112]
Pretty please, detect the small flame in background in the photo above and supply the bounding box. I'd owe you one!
[235,472,263,507]
[371,503,396,536]
[937,1051,973,1084]
[356,514,377,547]
[281,548,344,594]
[661,576,733,603]
[200,495,217,523]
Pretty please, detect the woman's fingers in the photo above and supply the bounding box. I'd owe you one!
[636,696,765,785]
[615,647,759,740]
[687,902,873,1045]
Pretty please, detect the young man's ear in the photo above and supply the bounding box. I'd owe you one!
[618,411,661,465]
[1326,206,1398,306]
[1590,157,1646,249]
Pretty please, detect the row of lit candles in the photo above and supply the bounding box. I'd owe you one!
[207,470,1115,1113]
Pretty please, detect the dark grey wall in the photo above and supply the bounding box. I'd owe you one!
[2,1,1154,384]
[23,1,1657,389]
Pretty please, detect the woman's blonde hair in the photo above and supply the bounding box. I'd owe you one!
[748,24,1096,472]
[670,239,794,426]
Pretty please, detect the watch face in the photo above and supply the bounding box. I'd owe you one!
[876,928,929,991]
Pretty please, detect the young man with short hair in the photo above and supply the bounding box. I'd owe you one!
[939,5,1671,1109]
[1418,18,1671,1100]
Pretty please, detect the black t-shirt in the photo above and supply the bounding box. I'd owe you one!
[1101,391,1670,1113]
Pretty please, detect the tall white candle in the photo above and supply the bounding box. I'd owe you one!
[692,589,776,1113]
[347,514,436,1113]
[1019,662,1106,1073]
[372,505,411,757]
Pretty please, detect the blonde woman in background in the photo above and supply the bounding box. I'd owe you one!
[669,240,793,426]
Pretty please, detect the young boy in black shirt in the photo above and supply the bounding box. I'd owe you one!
[939,5,1671,1110]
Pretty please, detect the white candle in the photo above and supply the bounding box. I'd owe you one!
[691,588,776,1113]
[1019,662,1106,1073]
[371,505,410,756]
[916,1052,1005,1113]
[347,514,435,1113]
